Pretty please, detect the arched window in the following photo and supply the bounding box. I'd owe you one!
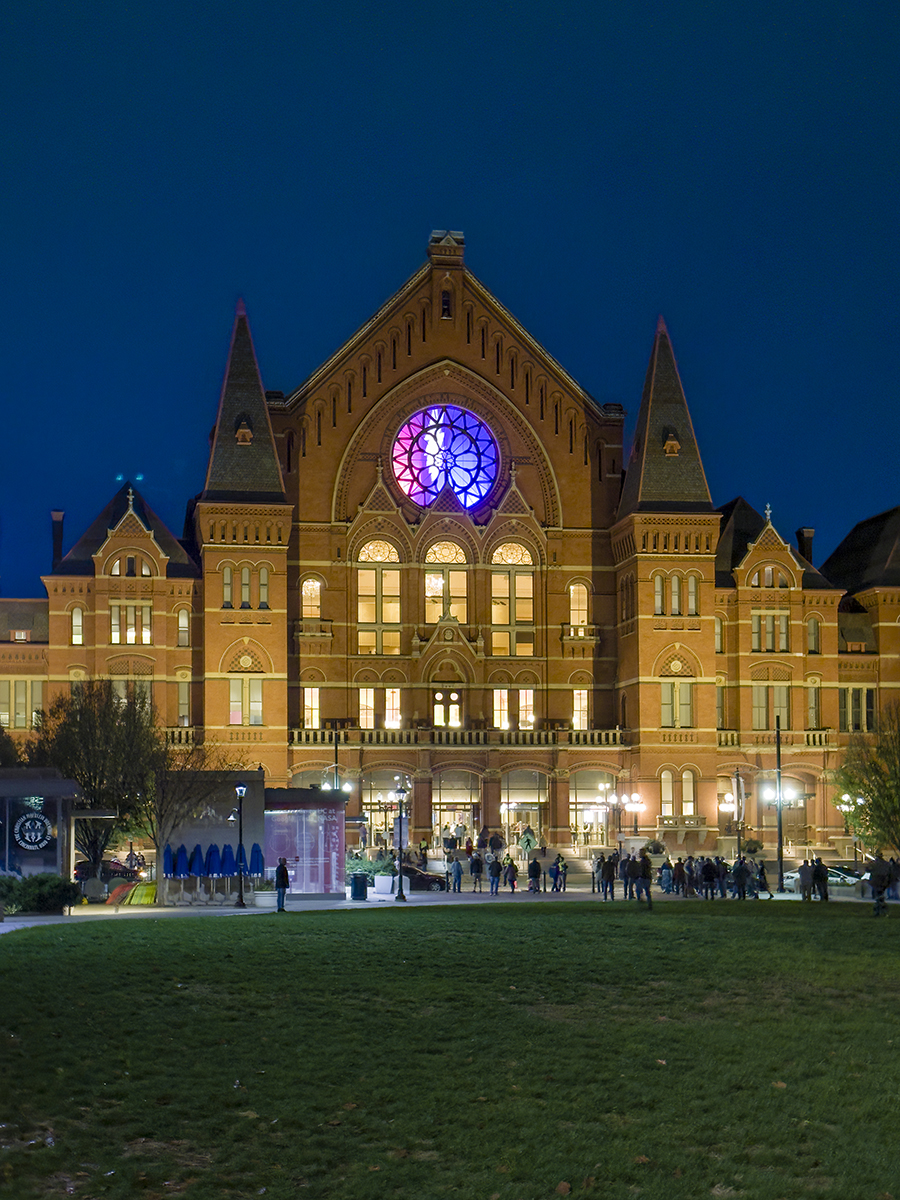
[660,769,674,816]
[682,770,696,815]
[715,616,723,653]
[661,677,693,728]
[424,542,467,623]
[71,607,83,646]
[491,544,534,656]
[670,575,682,616]
[301,579,321,618]
[259,568,269,609]
[222,567,233,608]
[241,567,251,609]
[807,616,820,654]
[687,574,699,616]
[433,689,461,728]
[569,583,588,628]
[357,541,401,654]
[654,574,665,616]
[177,609,190,647]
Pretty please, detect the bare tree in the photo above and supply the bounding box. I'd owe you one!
[834,702,900,855]
[133,735,244,856]
[27,681,159,876]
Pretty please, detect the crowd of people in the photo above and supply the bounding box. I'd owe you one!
[593,851,772,901]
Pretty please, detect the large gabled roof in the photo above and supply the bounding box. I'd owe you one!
[47,483,200,578]
[279,232,621,421]
[820,506,900,594]
[0,599,49,641]
[616,318,713,520]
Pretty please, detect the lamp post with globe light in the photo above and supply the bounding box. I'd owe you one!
[624,793,645,838]
[392,779,410,902]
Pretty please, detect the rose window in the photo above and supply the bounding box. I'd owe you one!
[392,405,498,508]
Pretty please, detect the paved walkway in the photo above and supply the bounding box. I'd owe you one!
[1,882,875,936]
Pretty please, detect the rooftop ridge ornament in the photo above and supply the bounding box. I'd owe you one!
[765,503,772,522]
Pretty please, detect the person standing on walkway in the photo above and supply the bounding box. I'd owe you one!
[488,855,502,895]
[870,851,891,915]
[731,857,750,900]
[450,857,463,893]
[756,860,774,899]
[619,853,631,898]
[558,855,569,892]
[797,860,813,901]
[275,857,289,912]
[635,848,653,909]
[672,857,686,896]
[626,853,641,901]
[505,859,519,892]
[600,854,617,901]
[527,855,542,893]
[812,857,829,901]
[470,852,484,892]
[700,857,717,900]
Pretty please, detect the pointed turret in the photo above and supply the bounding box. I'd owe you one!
[201,304,286,503]
[616,318,713,519]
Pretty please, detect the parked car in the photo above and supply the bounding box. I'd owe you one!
[782,866,860,894]
[401,865,447,892]
[74,859,140,884]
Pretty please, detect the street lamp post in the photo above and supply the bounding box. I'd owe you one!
[394,780,409,902]
[774,717,785,892]
[624,793,644,838]
[234,783,247,908]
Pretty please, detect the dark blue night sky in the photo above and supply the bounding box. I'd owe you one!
[3,2,898,596]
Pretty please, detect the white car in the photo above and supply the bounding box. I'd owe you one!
[782,866,860,894]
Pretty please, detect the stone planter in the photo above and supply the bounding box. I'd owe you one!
[252,890,278,909]
[373,874,396,896]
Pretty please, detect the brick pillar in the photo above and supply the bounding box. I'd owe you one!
[481,769,502,836]
[410,773,432,849]
[549,769,570,844]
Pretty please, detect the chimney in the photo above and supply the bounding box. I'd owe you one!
[796,527,815,564]
[51,511,65,571]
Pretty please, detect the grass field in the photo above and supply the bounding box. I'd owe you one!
[2,901,899,1200]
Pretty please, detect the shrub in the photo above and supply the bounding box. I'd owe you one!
[644,838,667,855]
[742,837,764,855]
[15,874,82,913]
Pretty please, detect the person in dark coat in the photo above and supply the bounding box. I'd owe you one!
[756,860,773,899]
[731,857,750,900]
[812,857,829,901]
[626,853,641,900]
[672,857,686,896]
[700,856,717,900]
[600,854,617,900]
[449,857,463,893]
[635,848,653,908]
[504,859,519,892]
[275,857,289,912]
[488,855,503,896]
[527,856,542,893]
[470,852,484,892]
[869,851,891,915]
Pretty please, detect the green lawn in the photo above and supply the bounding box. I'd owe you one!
[2,902,899,1200]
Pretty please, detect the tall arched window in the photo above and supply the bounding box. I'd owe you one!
[682,770,696,815]
[670,575,682,616]
[807,616,820,654]
[569,583,588,627]
[424,541,467,623]
[241,567,251,609]
[222,567,233,608]
[660,769,674,816]
[177,609,190,647]
[714,616,723,653]
[491,543,534,656]
[687,574,699,616]
[357,540,401,654]
[654,574,665,616]
[301,579,321,617]
[71,607,83,646]
[259,568,269,609]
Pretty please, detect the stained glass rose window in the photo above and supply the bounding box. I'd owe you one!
[392,405,498,508]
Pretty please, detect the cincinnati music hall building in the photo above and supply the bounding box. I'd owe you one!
[2,232,895,856]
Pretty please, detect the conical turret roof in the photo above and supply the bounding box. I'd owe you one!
[202,303,286,503]
[617,319,713,519]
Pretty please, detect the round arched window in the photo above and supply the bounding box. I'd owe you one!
[392,405,498,508]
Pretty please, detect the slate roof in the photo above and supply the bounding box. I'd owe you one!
[616,319,714,520]
[201,304,287,504]
[48,483,200,578]
[715,496,834,591]
[820,507,900,594]
[0,599,49,641]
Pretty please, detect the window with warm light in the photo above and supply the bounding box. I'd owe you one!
[110,604,151,645]
[433,690,461,727]
[358,687,374,729]
[223,567,233,608]
[230,678,263,726]
[493,689,510,729]
[303,686,320,729]
[569,583,588,627]
[424,543,467,622]
[682,770,696,815]
[385,687,401,728]
[491,543,534,656]
[660,769,674,816]
[177,609,190,647]
[71,607,83,646]
[301,578,321,617]
[661,680,693,728]
[573,689,588,730]
[357,542,401,654]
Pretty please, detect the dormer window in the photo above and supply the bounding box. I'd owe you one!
[441,290,452,318]
[236,418,253,445]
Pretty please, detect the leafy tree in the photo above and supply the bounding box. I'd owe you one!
[27,680,159,876]
[131,736,243,856]
[0,726,20,766]
[833,702,900,855]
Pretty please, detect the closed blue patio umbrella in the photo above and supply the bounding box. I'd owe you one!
[188,844,204,902]
[162,844,174,879]
[174,843,190,903]
[221,843,236,879]
[205,843,221,878]
[249,843,264,876]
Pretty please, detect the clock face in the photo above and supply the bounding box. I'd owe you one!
[392,405,498,508]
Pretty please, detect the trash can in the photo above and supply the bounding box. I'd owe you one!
[350,872,369,901]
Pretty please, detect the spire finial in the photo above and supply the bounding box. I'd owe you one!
[765,503,772,522]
